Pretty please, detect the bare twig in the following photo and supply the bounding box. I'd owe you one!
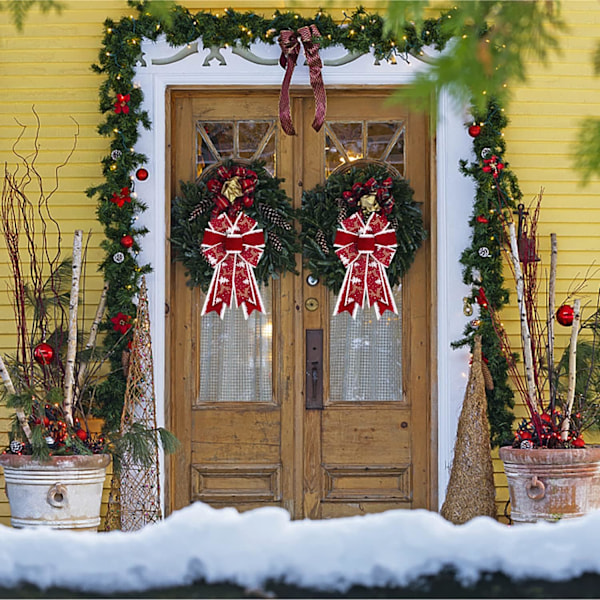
[548,233,558,409]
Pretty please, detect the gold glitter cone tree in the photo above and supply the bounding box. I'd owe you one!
[441,336,497,523]
[116,276,163,530]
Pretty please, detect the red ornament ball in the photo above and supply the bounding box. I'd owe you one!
[468,124,481,138]
[120,234,134,249]
[556,304,574,326]
[136,168,149,181]
[76,429,88,442]
[33,342,55,365]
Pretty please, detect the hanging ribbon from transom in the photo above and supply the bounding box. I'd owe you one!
[333,212,398,319]
[278,24,327,136]
[201,212,265,319]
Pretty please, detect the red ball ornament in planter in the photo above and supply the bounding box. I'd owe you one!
[556,304,575,326]
[120,234,134,249]
[33,342,55,365]
[468,124,481,138]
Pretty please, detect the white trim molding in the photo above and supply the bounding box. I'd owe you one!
[134,38,475,511]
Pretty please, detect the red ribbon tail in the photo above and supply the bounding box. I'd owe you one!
[333,258,366,319]
[201,263,229,319]
[369,264,398,320]
[235,262,265,319]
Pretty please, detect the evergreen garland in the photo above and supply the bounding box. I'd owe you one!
[87,0,515,444]
[453,100,523,447]
[299,163,425,293]
[171,160,298,290]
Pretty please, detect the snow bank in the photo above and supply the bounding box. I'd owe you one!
[0,503,598,593]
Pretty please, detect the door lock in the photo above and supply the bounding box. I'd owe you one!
[305,297,319,311]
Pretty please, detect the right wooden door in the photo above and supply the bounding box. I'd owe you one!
[168,88,433,519]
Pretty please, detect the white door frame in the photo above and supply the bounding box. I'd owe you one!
[133,38,475,509]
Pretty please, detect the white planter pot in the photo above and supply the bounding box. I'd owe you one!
[0,454,110,531]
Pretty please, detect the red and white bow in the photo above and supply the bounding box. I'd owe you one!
[201,212,265,319]
[333,212,398,319]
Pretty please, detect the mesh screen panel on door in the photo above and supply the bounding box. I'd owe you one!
[329,286,403,402]
[197,288,272,403]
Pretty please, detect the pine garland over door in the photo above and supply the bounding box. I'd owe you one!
[89,0,516,443]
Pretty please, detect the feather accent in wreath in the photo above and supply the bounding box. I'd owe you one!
[299,161,426,307]
[170,160,299,308]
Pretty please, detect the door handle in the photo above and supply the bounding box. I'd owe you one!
[306,329,323,410]
[311,362,319,398]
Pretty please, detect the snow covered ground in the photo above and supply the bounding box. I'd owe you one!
[0,502,599,594]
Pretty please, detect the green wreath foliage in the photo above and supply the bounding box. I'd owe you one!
[299,163,426,293]
[171,160,298,291]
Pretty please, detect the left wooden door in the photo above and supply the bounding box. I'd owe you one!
[168,90,299,515]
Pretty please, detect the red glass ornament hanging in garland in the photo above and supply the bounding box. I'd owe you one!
[120,234,134,249]
[468,124,481,137]
[136,168,149,181]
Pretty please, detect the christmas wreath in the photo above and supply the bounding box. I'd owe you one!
[299,162,426,310]
[171,160,298,316]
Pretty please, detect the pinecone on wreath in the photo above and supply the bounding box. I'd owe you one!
[269,232,283,253]
[258,203,292,231]
[188,198,212,221]
[315,229,329,254]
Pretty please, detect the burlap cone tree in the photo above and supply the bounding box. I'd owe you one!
[441,336,497,523]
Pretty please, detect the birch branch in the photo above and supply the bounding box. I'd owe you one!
[548,233,558,406]
[508,222,540,413]
[75,281,109,395]
[0,354,32,443]
[63,229,83,427]
[561,298,581,440]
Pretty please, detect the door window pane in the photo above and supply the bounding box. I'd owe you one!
[197,288,272,403]
[325,120,405,177]
[329,287,403,402]
[196,119,276,179]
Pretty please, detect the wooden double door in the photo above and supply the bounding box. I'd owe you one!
[168,88,433,519]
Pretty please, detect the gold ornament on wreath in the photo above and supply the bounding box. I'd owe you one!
[299,159,426,317]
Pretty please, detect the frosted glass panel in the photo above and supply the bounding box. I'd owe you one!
[198,289,272,403]
[329,286,402,402]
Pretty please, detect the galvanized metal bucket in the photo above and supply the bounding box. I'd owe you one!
[0,454,110,531]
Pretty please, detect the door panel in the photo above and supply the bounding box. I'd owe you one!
[168,88,432,518]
